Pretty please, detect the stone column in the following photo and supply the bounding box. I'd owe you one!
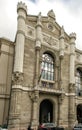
[59,26,65,59]
[58,93,65,127]
[55,60,59,89]
[34,12,42,86]
[69,33,76,84]
[29,90,39,130]
[8,2,27,129]
[58,26,65,127]
[59,26,65,89]
[14,1,27,72]
[68,33,76,129]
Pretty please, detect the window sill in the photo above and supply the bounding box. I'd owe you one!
[41,79,55,88]
[41,79,55,84]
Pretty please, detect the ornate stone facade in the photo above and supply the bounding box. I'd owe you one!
[0,1,82,130]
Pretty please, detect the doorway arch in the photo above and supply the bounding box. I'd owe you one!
[77,104,82,123]
[39,99,53,124]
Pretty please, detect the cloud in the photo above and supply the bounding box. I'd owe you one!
[0,0,82,50]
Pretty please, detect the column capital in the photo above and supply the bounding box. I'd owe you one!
[12,72,23,85]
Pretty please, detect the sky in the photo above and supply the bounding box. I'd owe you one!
[0,0,82,50]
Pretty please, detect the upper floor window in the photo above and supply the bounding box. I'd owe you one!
[41,53,54,81]
[76,68,82,96]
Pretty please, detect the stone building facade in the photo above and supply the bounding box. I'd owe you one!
[0,1,82,130]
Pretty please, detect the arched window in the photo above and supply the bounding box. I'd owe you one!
[41,53,54,81]
[76,68,82,96]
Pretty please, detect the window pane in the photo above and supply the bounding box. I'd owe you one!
[48,72,50,80]
[41,53,54,81]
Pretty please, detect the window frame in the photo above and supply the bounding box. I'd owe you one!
[75,68,82,96]
[40,53,55,87]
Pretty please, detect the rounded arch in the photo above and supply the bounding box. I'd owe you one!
[77,104,82,123]
[42,50,56,62]
[75,64,82,78]
[41,52,55,81]
[75,64,82,73]
[39,97,58,124]
[39,99,53,124]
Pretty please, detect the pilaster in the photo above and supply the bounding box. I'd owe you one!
[59,26,65,59]
[8,2,27,129]
[58,93,65,127]
[59,26,65,91]
[34,12,42,86]
[68,33,76,129]
[29,90,39,129]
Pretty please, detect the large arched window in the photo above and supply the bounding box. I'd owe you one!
[76,68,82,96]
[41,53,54,81]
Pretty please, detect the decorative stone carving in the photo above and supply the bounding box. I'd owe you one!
[76,53,80,60]
[70,32,76,40]
[59,93,65,104]
[60,26,64,38]
[69,83,75,92]
[17,1,27,13]
[37,12,42,26]
[47,23,53,31]
[65,43,69,52]
[47,9,56,20]
[47,23,55,32]
[43,33,59,48]
[12,72,23,85]
[27,26,35,38]
[29,91,39,102]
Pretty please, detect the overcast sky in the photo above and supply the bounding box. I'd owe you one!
[0,0,82,50]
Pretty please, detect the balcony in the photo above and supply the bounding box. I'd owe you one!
[38,79,64,95]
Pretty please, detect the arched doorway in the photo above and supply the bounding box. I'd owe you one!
[77,104,82,123]
[39,99,53,124]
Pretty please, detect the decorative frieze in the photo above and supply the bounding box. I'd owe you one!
[12,72,23,85]
[42,33,59,48]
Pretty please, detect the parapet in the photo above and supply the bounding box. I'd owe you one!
[17,1,27,13]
